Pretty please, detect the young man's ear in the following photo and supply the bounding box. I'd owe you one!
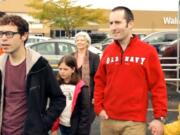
[21,32,29,42]
[72,67,75,73]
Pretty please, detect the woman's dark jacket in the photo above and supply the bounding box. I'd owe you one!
[0,49,66,135]
[89,51,100,100]
[73,51,100,100]
[73,51,99,123]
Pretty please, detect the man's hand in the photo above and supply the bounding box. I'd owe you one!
[148,119,164,135]
[92,98,94,104]
[51,131,58,135]
[99,110,109,120]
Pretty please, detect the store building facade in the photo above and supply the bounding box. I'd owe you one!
[133,10,178,34]
[0,0,178,37]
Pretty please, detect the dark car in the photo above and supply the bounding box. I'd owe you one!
[161,40,179,79]
[92,37,113,50]
[158,40,180,95]
[97,34,146,51]
[89,32,108,44]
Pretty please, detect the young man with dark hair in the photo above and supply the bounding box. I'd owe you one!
[0,15,66,135]
[94,6,167,135]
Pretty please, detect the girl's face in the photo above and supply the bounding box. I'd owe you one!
[58,62,75,83]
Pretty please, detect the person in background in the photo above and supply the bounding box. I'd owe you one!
[164,104,180,135]
[163,104,180,135]
[0,11,6,55]
[94,6,167,135]
[73,31,100,126]
[0,15,66,135]
[51,55,90,135]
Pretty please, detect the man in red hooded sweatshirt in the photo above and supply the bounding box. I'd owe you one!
[94,6,167,135]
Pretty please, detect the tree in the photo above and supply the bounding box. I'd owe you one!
[27,0,108,37]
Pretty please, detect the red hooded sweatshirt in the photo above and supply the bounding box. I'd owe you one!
[94,35,167,122]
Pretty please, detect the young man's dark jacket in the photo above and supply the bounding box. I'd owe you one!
[0,48,66,135]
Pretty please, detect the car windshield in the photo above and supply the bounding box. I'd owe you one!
[101,38,113,44]
[26,36,51,46]
[143,32,177,43]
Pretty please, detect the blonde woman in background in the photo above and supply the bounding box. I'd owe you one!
[73,31,100,127]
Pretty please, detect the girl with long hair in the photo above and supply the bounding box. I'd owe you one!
[51,55,90,135]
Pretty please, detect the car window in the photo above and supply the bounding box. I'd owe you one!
[136,34,146,40]
[164,34,177,42]
[144,32,177,43]
[26,36,50,46]
[32,42,55,55]
[145,33,166,43]
[26,38,36,44]
[57,42,76,55]
[89,33,108,44]
[101,38,113,44]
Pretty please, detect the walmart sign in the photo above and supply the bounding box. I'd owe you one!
[163,17,178,25]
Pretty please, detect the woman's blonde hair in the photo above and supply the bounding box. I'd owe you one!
[75,31,91,45]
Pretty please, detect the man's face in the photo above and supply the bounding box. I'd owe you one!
[0,25,26,54]
[109,10,133,41]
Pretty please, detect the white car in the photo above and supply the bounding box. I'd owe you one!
[26,35,51,46]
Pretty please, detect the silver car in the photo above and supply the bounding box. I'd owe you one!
[142,31,177,55]
[26,39,102,69]
[26,39,76,68]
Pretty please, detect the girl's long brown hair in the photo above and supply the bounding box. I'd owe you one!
[57,55,80,85]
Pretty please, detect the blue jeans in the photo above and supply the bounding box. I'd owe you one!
[59,124,71,135]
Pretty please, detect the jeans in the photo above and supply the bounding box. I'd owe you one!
[59,124,71,135]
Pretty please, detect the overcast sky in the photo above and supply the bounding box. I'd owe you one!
[75,0,179,11]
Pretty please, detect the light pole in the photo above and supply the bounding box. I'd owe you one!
[177,0,180,92]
